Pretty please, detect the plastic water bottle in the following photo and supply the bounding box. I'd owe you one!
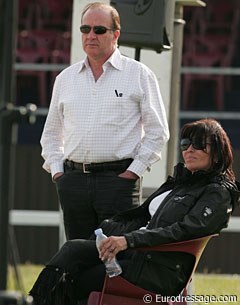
[95,228,122,278]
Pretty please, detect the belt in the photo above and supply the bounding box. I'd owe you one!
[64,159,133,174]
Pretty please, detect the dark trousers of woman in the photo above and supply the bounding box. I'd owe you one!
[55,160,142,240]
[29,239,132,305]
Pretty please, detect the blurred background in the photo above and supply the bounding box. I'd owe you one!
[1,0,240,287]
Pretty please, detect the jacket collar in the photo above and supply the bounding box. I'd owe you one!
[173,163,221,185]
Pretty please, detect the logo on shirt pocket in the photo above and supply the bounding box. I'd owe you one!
[114,89,123,97]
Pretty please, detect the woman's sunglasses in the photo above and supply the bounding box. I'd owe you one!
[80,25,115,35]
[180,138,210,151]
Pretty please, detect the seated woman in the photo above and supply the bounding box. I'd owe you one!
[30,118,240,305]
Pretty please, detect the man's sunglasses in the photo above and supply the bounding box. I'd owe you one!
[80,25,115,35]
[180,138,210,151]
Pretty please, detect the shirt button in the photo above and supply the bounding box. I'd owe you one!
[147,254,151,259]
[55,268,59,271]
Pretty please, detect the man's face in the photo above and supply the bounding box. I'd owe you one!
[81,8,120,62]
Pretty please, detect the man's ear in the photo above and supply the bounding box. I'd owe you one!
[113,30,120,43]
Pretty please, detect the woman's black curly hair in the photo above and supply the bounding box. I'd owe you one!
[180,118,235,181]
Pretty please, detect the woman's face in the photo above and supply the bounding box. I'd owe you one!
[181,138,212,173]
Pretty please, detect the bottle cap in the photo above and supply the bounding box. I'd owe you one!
[94,228,103,236]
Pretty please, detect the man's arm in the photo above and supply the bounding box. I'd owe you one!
[127,67,169,177]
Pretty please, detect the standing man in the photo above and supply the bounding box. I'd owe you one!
[40,2,169,240]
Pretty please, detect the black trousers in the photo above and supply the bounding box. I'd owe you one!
[29,239,133,305]
[55,167,142,240]
[29,240,190,305]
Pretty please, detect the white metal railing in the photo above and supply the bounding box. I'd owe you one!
[14,63,240,76]
[9,210,61,226]
[14,63,68,71]
[9,209,66,246]
[36,107,240,121]
[181,66,240,75]
[179,111,240,120]
[9,209,240,235]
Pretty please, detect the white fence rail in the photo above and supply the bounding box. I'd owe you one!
[9,209,240,238]
[9,210,66,246]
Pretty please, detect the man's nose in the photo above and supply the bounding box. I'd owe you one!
[86,28,96,37]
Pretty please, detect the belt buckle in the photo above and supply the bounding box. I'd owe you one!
[83,163,91,173]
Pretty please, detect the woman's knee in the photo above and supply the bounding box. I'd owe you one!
[47,240,77,267]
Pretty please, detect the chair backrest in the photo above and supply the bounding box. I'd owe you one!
[142,234,217,259]
[97,234,218,305]
[138,234,218,289]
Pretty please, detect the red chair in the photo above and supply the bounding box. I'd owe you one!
[182,1,240,111]
[183,6,206,37]
[204,0,240,36]
[50,49,70,87]
[182,33,237,111]
[16,48,49,107]
[33,0,73,31]
[182,52,225,111]
[50,31,71,85]
[55,31,72,51]
[87,234,218,305]
[27,29,59,51]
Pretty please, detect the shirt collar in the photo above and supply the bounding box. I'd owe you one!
[105,48,123,71]
[78,57,89,72]
[78,48,123,73]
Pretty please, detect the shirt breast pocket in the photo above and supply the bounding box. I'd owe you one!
[99,98,123,127]
[161,194,196,223]
[100,96,139,127]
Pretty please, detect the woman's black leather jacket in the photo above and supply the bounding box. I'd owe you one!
[100,163,240,295]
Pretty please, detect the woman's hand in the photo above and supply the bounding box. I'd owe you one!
[98,236,128,261]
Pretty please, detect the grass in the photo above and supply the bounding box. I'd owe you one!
[194,274,240,305]
[7,264,240,304]
[7,264,42,294]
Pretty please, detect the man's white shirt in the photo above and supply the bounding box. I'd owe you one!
[40,48,169,177]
